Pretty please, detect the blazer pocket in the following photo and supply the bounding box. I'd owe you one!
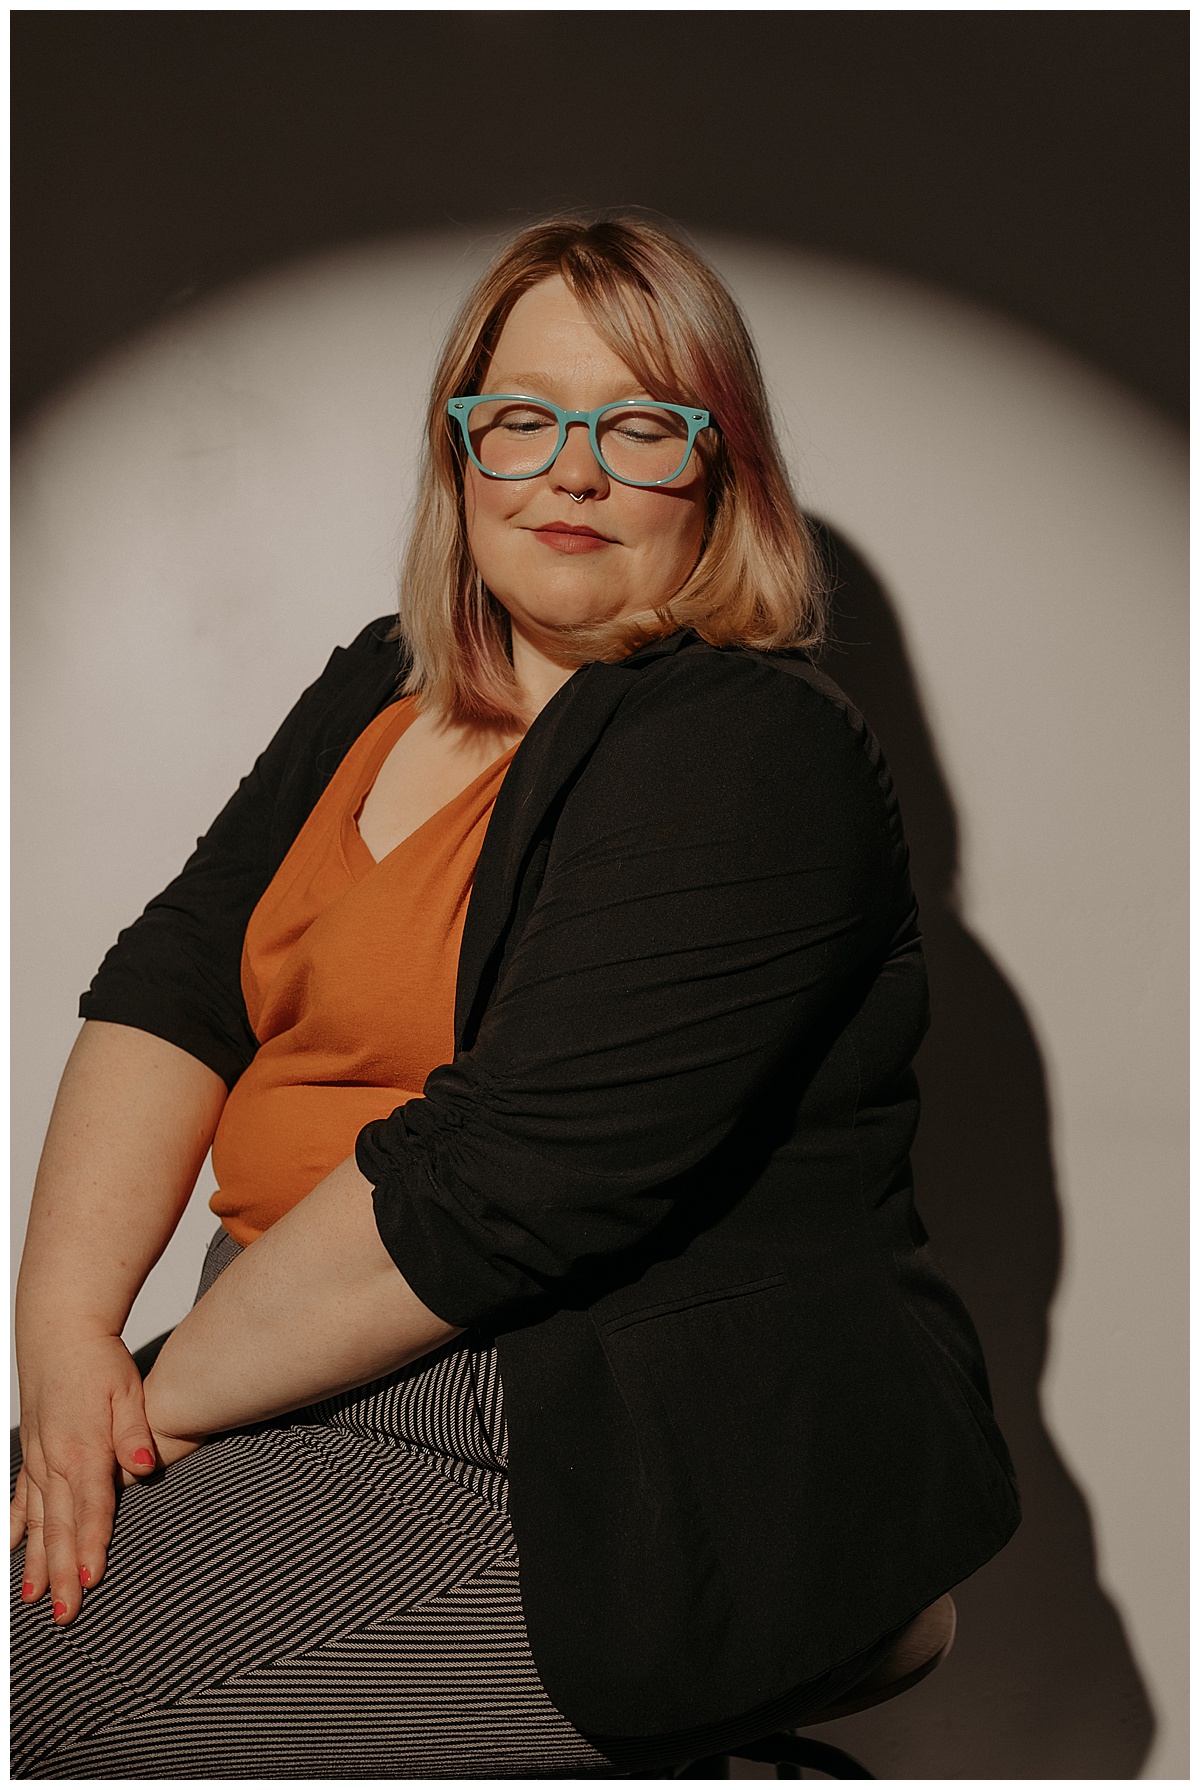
[598,1274,788,1337]
[596,1274,801,1621]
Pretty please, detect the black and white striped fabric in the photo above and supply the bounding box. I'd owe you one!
[11,1229,619,1779]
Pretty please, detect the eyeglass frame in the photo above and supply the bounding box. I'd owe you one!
[446,394,712,488]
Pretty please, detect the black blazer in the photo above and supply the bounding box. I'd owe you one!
[82,617,1019,1743]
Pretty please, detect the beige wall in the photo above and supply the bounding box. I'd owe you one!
[11,232,1187,1777]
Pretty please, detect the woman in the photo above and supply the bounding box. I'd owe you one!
[11,215,1019,1778]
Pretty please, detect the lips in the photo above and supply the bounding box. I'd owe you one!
[530,521,615,554]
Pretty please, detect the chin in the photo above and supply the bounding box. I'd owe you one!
[497,572,635,638]
[524,596,634,641]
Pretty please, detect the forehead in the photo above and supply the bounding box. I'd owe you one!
[485,276,639,395]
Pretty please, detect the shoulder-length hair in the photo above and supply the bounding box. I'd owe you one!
[399,213,826,726]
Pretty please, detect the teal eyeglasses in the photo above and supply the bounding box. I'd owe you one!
[447,395,712,488]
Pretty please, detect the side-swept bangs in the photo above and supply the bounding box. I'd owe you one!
[399,214,826,726]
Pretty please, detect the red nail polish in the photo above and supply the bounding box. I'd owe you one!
[79,1566,92,1587]
[20,1581,34,1600]
[52,1600,67,1620]
[132,1448,154,1467]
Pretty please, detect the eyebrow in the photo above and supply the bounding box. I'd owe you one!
[484,372,651,402]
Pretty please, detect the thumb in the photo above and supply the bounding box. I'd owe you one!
[112,1385,157,1475]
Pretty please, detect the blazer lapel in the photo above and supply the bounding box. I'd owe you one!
[454,631,692,1049]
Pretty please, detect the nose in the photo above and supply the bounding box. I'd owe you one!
[550,420,609,501]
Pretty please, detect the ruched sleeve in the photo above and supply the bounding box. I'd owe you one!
[358,651,911,1328]
[79,618,402,1088]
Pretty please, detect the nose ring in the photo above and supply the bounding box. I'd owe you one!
[568,492,586,504]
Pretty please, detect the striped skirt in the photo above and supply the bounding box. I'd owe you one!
[10,1229,619,1779]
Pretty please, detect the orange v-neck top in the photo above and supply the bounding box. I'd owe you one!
[209,696,517,1246]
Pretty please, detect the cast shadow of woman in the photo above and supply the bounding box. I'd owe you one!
[795,523,1153,1778]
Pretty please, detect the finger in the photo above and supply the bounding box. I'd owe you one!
[111,1384,157,1478]
[19,1477,48,1606]
[41,1470,84,1622]
[10,1464,29,1551]
[48,1444,122,1609]
[73,1471,117,1593]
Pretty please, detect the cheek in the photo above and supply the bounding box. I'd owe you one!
[464,468,525,574]
[464,466,515,530]
[625,487,707,566]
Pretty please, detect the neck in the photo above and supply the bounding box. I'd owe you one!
[510,621,579,721]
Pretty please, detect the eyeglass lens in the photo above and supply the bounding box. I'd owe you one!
[468,402,693,484]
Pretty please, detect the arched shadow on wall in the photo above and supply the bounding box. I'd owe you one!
[797,523,1154,1778]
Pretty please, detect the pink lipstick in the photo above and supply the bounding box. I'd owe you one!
[530,522,613,554]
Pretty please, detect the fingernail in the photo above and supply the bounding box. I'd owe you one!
[52,1600,67,1620]
[20,1581,34,1600]
[79,1566,92,1587]
[132,1448,154,1467]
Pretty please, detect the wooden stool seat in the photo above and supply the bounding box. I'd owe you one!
[675,1595,958,1778]
[800,1591,957,1726]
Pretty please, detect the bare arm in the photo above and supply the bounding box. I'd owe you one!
[142,1155,460,1447]
[12,1020,227,1620]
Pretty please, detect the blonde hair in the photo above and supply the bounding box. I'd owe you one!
[399,213,826,726]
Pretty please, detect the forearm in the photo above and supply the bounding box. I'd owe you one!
[142,1153,461,1440]
[16,1021,227,1352]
